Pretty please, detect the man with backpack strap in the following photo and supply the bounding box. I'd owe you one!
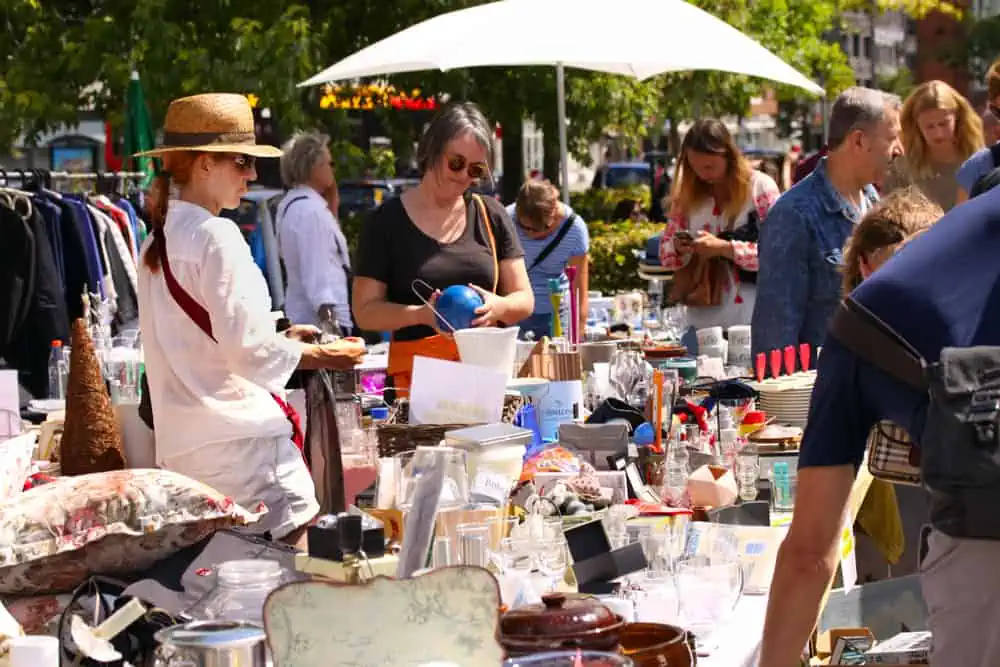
[277,132,355,335]
[760,185,1000,667]
[956,56,1000,204]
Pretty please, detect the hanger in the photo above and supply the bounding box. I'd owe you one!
[0,187,33,218]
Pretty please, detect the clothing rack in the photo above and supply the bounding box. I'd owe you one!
[0,170,147,182]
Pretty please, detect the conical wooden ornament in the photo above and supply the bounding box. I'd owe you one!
[60,319,127,475]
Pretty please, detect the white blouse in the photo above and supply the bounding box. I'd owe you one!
[138,200,304,462]
[658,170,780,330]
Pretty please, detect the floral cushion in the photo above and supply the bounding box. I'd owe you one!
[0,433,35,503]
[0,469,259,596]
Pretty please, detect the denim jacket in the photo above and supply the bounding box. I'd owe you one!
[751,158,879,356]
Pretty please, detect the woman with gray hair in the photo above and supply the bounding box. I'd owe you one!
[353,102,534,392]
[276,131,353,334]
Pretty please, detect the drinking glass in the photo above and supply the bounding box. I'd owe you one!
[394,447,469,511]
[455,524,491,567]
[535,539,568,592]
[503,651,633,666]
[632,569,680,625]
[675,555,744,650]
[496,536,535,574]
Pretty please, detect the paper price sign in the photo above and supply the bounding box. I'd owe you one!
[840,524,858,593]
[471,470,511,504]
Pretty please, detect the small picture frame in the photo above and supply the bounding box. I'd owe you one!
[831,635,875,665]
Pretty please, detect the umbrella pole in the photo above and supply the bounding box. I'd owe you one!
[556,63,570,205]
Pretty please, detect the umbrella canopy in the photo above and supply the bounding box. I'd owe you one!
[300,0,823,200]
[123,71,157,188]
[300,0,823,93]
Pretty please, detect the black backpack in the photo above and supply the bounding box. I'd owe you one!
[830,297,1000,540]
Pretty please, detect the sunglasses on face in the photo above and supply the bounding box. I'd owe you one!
[445,154,489,180]
[232,154,256,171]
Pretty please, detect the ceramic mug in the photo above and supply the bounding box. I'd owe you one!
[700,343,726,361]
[728,325,751,348]
[696,326,724,348]
[729,344,752,368]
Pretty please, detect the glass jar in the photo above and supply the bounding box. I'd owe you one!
[186,560,283,626]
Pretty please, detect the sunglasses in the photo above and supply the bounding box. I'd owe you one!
[232,154,256,172]
[446,154,489,180]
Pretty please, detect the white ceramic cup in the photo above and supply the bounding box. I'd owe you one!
[696,326,724,348]
[729,344,752,368]
[9,636,59,667]
[728,325,751,348]
[700,343,726,361]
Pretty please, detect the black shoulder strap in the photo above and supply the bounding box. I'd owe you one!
[528,214,576,271]
[279,195,309,219]
[279,194,349,271]
[828,297,928,391]
[990,143,1000,169]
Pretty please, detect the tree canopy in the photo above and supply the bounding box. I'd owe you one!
[0,0,965,161]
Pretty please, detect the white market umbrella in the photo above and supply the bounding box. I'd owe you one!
[301,0,824,200]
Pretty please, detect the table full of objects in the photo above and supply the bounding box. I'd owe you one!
[0,292,927,666]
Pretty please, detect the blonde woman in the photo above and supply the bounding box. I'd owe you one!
[884,80,983,211]
[659,119,779,340]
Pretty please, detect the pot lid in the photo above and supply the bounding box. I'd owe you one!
[500,593,620,638]
[155,621,265,649]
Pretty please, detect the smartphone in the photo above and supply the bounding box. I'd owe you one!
[674,230,694,242]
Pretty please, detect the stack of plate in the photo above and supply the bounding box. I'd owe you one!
[752,371,817,429]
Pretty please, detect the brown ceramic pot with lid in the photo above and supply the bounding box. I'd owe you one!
[619,622,697,666]
[500,592,627,657]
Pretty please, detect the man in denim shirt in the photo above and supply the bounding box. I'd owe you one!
[752,88,901,358]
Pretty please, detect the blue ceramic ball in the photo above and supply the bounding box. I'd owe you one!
[633,422,656,446]
[436,285,483,331]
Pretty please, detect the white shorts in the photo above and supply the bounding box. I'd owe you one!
[161,436,320,540]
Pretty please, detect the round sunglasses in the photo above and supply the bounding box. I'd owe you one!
[232,154,256,171]
[446,153,489,180]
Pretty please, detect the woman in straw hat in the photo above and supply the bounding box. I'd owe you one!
[136,93,364,548]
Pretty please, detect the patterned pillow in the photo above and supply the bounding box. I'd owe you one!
[0,469,260,596]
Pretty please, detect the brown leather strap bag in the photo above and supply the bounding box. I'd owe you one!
[669,254,728,307]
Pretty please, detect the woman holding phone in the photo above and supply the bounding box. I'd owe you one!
[659,119,779,346]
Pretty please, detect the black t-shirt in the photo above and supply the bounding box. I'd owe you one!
[355,193,524,341]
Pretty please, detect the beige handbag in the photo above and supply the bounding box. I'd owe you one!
[866,420,922,486]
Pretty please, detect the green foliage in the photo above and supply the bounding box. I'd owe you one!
[331,140,397,179]
[877,69,917,99]
[0,0,963,157]
[370,146,397,179]
[570,186,652,222]
[586,221,663,295]
[948,14,1000,84]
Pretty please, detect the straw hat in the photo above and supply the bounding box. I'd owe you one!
[135,93,281,158]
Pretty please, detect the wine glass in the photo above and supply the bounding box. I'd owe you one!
[675,555,744,653]
[535,539,568,592]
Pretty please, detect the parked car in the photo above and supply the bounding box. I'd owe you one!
[590,161,652,190]
[338,178,420,219]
